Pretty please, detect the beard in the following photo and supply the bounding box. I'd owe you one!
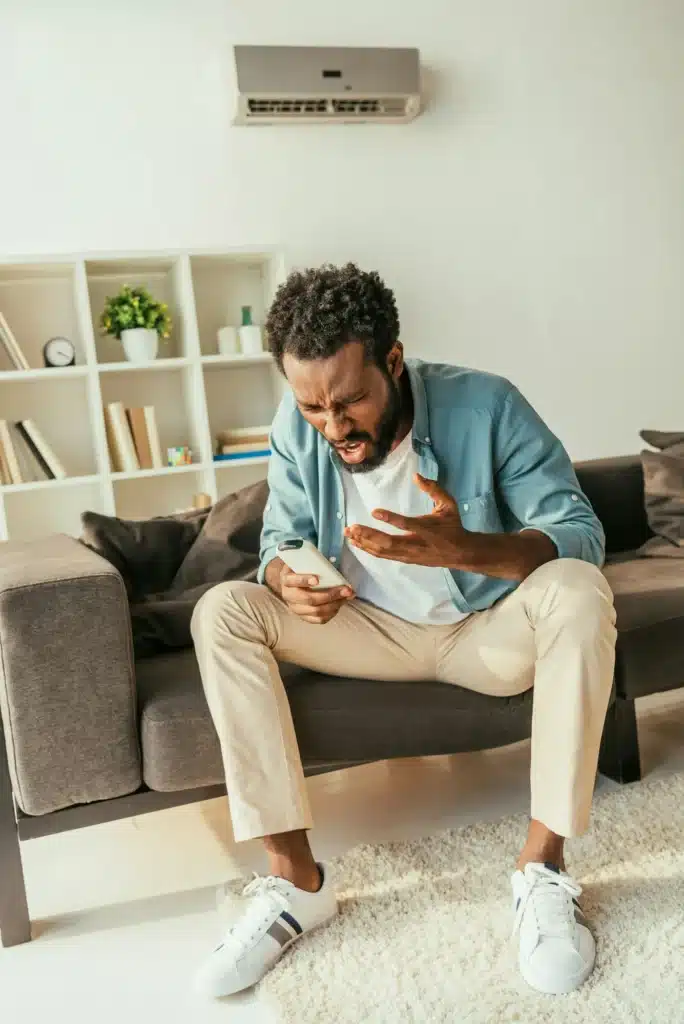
[339,370,403,474]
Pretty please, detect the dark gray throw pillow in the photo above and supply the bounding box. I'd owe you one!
[80,507,207,601]
[639,430,684,557]
[80,479,269,658]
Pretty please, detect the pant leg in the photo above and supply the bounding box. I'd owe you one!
[435,558,616,837]
[191,583,433,842]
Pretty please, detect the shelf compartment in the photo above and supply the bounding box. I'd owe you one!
[0,375,98,482]
[85,256,187,365]
[99,365,201,472]
[113,469,212,520]
[204,363,280,444]
[215,461,269,501]
[190,254,274,357]
[3,479,104,541]
[0,262,86,372]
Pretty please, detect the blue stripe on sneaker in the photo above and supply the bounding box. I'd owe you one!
[280,910,303,935]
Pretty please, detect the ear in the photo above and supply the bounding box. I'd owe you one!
[386,342,404,382]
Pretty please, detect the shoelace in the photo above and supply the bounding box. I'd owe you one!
[217,874,293,950]
[512,863,582,940]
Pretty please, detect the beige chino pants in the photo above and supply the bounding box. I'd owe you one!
[191,558,616,844]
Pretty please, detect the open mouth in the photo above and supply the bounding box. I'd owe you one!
[334,440,369,464]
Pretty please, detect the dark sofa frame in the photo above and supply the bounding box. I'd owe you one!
[0,455,655,947]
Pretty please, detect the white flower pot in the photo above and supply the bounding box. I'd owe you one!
[121,328,159,363]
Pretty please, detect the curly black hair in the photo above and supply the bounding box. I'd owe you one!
[265,262,400,370]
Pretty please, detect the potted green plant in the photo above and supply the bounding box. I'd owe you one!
[100,285,172,363]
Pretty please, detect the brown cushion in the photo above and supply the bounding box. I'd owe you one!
[604,555,684,699]
[639,430,684,557]
[136,649,535,793]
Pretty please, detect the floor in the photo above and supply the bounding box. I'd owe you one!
[1,690,683,1024]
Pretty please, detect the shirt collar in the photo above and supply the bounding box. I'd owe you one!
[405,360,431,446]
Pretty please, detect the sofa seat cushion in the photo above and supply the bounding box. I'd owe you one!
[135,649,535,793]
[604,556,684,699]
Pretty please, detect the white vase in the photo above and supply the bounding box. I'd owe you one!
[121,328,159,363]
[217,326,240,356]
[238,324,263,356]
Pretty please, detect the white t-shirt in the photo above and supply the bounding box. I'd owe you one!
[340,432,469,625]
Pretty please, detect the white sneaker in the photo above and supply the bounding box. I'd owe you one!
[194,865,337,998]
[511,862,595,995]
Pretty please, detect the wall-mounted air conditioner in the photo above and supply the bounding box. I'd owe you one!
[232,46,421,125]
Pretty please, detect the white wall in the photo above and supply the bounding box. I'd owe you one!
[1,0,683,459]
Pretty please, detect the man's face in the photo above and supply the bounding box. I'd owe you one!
[283,340,404,473]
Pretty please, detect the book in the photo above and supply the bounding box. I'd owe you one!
[0,435,11,485]
[214,449,271,463]
[16,420,67,480]
[126,407,154,470]
[0,311,30,371]
[221,439,273,455]
[143,406,164,469]
[103,405,122,472]
[216,427,271,448]
[0,420,22,484]
[105,402,139,473]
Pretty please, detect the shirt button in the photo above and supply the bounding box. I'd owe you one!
[425,436,431,443]
[571,495,579,502]
[463,502,469,512]
[336,512,342,519]
[330,556,338,563]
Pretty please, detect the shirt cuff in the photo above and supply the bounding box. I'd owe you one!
[257,545,281,584]
[521,524,601,566]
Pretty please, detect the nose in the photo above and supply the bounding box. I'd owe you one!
[323,410,352,444]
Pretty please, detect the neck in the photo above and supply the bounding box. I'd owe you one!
[391,369,414,451]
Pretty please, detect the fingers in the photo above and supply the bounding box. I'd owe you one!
[414,473,457,508]
[281,571,320,589]
[297,598,349,625]
[346,524,421,560]
[346,524,407,551]
[287,583,352,604]
[370,508,412,531]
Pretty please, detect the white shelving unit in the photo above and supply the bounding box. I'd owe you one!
[0,249,286,542]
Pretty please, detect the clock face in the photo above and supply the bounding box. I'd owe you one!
[44,336,75,367]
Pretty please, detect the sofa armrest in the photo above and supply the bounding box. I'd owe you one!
[0,534,141,816]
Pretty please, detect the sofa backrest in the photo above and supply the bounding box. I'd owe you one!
[575,455,651,555]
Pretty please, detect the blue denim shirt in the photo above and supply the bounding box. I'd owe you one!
[259,360,604,613]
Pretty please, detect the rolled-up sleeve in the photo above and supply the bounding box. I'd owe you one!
[494,386,605,567]
[258,405,317,583]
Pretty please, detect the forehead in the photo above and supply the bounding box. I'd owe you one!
[283,343,374,404]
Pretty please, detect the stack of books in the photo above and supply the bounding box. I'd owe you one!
[104,403,164,473]
[0,312,30,370]
[214,426,271,463]
[0,419,68,485]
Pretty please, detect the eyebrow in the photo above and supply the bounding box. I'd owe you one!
[297,389,366,409]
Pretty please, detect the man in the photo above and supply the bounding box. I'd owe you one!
[191,263,616,999]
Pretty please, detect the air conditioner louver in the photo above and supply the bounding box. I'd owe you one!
[233,46,421,125]
[246,96,413,120]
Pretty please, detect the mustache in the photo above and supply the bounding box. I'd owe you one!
[330,432,372,445]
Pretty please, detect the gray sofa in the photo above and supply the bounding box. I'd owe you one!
[1,455,681,947]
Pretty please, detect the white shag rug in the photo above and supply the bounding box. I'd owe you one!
[259,771,684,1023]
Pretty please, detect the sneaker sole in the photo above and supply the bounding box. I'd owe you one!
[519,956,595,995]
[201,905,338,998]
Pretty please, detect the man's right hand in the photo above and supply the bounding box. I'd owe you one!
[266,559,354,624]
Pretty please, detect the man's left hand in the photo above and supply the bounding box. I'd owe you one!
[344,474,467,566]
